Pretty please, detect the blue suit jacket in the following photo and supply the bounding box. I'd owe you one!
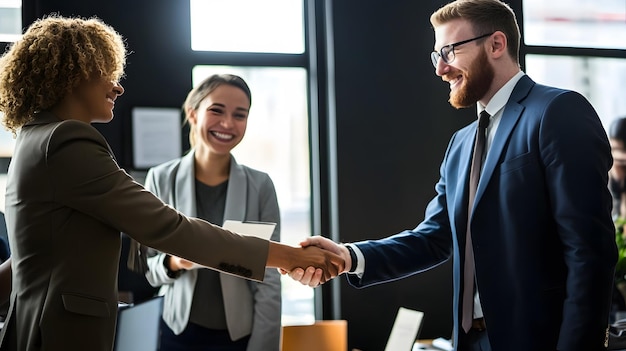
[348,75,617,351]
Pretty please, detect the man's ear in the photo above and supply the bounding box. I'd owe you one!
[489,31,508,59]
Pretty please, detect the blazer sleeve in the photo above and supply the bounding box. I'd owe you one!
[47,121,269,281]
[538,92,616,350]
[144,253,172,287]
[247,175,282,351]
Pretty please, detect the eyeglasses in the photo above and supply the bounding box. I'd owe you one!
[430,32,494,67]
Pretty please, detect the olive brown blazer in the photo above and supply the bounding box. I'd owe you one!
[0,112,268,351]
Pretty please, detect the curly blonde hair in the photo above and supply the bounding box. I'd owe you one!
[0,14,127,133]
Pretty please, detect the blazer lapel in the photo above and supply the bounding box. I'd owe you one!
[473,76,534,208]
[220,156,252,340]
[454,128,477,238]
[174,151,197,217]
[223,156,247,223]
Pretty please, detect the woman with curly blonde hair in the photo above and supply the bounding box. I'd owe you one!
[0,15,343,351]
[0,15,126,133]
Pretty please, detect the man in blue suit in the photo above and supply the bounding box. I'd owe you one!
[288,0,617,350]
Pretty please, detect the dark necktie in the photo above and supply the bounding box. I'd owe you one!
[462,110,490,333]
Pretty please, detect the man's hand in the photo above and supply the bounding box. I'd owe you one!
[280,236,353,287]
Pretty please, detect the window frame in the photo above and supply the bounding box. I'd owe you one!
[186,0,339,322]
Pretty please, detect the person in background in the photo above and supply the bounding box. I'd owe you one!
[0,212,9,263]
[0,259,9,306]
[144,74,281,351]
[609,117,626,220]
[0,212,10,321]
[289,1,616,350]
[608,117,626,320]
[0,15,343,351]
[117,233,159,304]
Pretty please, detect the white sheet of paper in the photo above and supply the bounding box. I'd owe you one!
[384,307,425,351]
[187,220,276,270]
[132,107,182,169]
[222,220,276,240]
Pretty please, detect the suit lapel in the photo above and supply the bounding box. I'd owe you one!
[473,76,534,208]
[174,151,197,217]
[219,156,251,337]
[223,156,247,223]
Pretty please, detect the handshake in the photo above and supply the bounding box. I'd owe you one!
[167,236,351,287]
[270,236,350,287]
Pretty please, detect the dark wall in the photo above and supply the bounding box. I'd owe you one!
[23,0,193,169]
[330,0,475,349]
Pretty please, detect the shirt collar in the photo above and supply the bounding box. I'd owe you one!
[477,71,525,117]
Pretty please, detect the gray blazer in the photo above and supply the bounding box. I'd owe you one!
[144,151,281,351]
[0,112,268,351]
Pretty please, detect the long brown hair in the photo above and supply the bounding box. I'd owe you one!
[183,74,252,147]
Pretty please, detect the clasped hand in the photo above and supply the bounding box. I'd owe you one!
[169,236,349,288]
[280,236,351,287]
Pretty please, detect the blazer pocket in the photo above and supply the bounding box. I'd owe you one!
[62,293,111,317]
[500,151,535,174]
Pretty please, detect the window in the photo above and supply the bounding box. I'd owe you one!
[191,65,314,325]
[522,0,626,133]
[0,113,13,212]
[189,0,317,326]
[0,0,20,210]
[0,114,15,158]
[523,0,626,49]
[525,55,626,130]
[189,0,304,54]
[0,0,21,42]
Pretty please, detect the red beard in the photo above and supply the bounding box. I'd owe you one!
[448,49,494,109]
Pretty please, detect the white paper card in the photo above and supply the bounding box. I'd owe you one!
[187,220,276,270]
[132,107,182,169]
[222,220,276,240]
[384,307,424,351]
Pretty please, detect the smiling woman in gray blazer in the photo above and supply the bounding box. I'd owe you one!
[145,74,281,351]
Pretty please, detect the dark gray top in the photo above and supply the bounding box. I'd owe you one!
[189,179,228,329]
